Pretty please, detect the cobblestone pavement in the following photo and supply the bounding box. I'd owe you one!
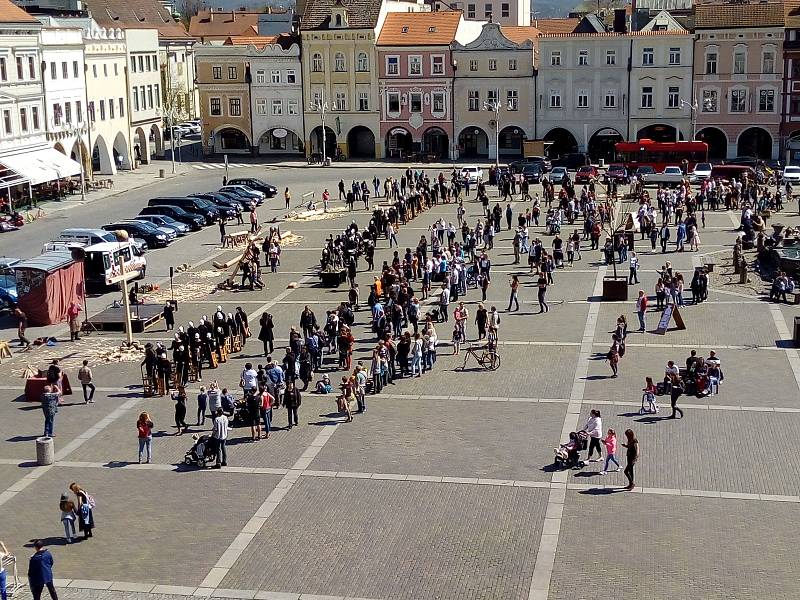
[1,169,799,599]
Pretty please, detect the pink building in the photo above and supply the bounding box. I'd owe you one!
[377,12,464,159]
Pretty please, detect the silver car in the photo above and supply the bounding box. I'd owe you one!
[133,214,190,236]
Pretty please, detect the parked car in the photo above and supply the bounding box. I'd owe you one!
[550,153,589,170]
[548,166,569,185]
[575,165,599,184]
[219,185,265,202]
[102,221,169,248]
[123,219,177,242]
[57,227,147,255]
[782,165,800,185]
[460,166,483,183]
[634,165,656,179]
[690,162,713,182]
[215,191,255,211]
[226,177,277,197]
[133,214,190,236]
[139,205,204,230]
[510,156,551,173]
[605,164,630,184]
[189,193,239,219]
[521,164,544,183]
[0,257,19,311]
[163,125,191,140]
[642,166,685,187]
[147,197,219,225]
[180,122,201,135]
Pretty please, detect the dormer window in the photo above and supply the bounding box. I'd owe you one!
[428,26,436,32]
[401,26,409,33]
[331,1,348,28]
[335,14,342,26]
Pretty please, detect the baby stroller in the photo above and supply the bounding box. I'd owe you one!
[640,391,659,414]
[465,264,479,289]
[184,434,218,468]
[553,431,588,470]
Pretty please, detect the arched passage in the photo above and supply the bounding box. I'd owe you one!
[696,127,728,160]
[150,123,163,157]
[386,127,412,158]
[309,125,337,158]
[113,131,131,170]
[423,127,449,160]
[92,134,115,174]
[257,128,302,155]
[70,139,91,177]
[347,126,376,159]
[588,128,623,162]
[213,127,251,153]
[134,127,149,165]
[737,127,773,160]
[458,127,489,159]
[544,128,579,159]
[499,126,524,159]
[637,124,678,142]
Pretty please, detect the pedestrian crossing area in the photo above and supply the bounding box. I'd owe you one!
[191,162,250,170]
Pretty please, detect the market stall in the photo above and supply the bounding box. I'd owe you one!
[15,251,84,326]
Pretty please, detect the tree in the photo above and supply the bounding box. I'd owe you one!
[178,0,207,28]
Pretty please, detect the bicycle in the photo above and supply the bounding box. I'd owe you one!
[458,344,501,371]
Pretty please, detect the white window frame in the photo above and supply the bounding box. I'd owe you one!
[386,55,399,76]
[335,91,346,111]
[334,52,346,72]
[668,47,681,65]
[507,89,518,111]
[578,49,589,66]
[705,49,718,75]
[762,47,776,74]
[357,52,369,72]
[640,85,654,109]
[387,91,401,114]
[410,91,422,113]
[576,89,589,109]
[432,91,445,114]
[603,89,616,109]
[733,47,746,75]
[256,98,267,115]
[312,53,323,72]
[358,91,369,111]
[288,99,299,115]
[270,70,280,84]
[488,58,497,71]
[287,70,296,84]
[255,70,265,84]
[431,55,444,75]
[408,55,422,76]
[469,59,478,71]
[606,50,616,65]
[667,86,680,109]
[271,99,282,115]
[730,88,747,113]
[549,89,561,108]
[550,51,561,67]
[758,88,775,113]
[508,58,517,71]
[642,47,654,66]
[701,88,719,113]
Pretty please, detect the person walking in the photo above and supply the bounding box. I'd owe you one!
[284,187,291,210]
[14,306,30,348]
[600,428,621,475]
[669,373,685,418]
[536,271,549,313]
[59,494,77,544]
[136,412,153,464]
[582,409,603,462]
[258,312,275,356]
[67,302,81,341]
[172,386,188,435]
[249,206,259,233]
[27,541,57,600]
[0,540,9,600]
[622,429,639,490]
[635,289,648,332]
[439,284,450,322]
[628,251,639,284]
[283,380,301,430]
[260,387,274,439]
[246,390,261,441]
[40,385,59,438]
[218,216,227,245]
[196,386,208,425]
[212,407,229,468]
[70,483,94,540]
[507,275,520,312]
[77,360,95,404]
[659,223,670,253]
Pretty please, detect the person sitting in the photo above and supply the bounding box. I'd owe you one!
[315,374,333,394]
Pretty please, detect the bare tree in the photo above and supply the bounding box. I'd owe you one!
[179,0,207,28]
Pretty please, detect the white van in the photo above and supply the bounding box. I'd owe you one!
[58,228,147,254]
[83,241,147,290]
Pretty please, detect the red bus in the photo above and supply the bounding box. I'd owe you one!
[614,139,709,172]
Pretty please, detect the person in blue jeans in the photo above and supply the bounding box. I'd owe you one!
[0,539,10,600]
[40,385,59,438]
[27,540,57,600]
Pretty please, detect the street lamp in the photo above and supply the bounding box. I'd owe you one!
[60,120,88,201]
[679,98,699,141]
[309,89,329,165]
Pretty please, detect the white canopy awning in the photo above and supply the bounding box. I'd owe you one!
[0,148,81,186]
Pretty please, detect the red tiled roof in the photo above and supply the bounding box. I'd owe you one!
[224,34,299,49]
[82,0,190,39]
[189,10,263,40]
[539,30,690,38]
[531,18,580,34]
[0,0,38,24]
[377,11,461,45]
[501,26,540,44]
[695,0,784,29]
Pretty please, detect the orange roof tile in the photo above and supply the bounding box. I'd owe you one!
[377,11,461,46]
[695,0,784,29]
[530,17,579,34]
[539,30,690,38]
[189,10,263,40]
[501,26,540,44]
[0,0,38,23]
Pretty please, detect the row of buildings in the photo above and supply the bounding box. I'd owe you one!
[194,0,800,163]
[0,0,197,204]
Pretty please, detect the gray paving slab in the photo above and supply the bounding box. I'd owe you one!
[550,490,800,599]
[221,477,547,600]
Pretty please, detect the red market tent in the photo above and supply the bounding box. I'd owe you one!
[15,251,84,326]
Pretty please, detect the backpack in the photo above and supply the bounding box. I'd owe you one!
[86,493,96,508]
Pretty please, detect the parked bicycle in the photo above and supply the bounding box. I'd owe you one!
[458,344,500,371]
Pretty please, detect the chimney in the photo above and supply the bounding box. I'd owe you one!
[613,7,626,33]
[232,11,236,21]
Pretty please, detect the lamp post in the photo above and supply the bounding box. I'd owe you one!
[679,98,699,141]
[158,105,180,174]
[309,89,329,165]
[484,99,502,167]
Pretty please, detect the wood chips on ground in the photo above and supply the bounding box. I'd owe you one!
[13,340,145,378]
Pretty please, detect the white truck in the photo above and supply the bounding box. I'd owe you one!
[642,165,686,188]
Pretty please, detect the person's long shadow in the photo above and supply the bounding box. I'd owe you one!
[578,487,625,495]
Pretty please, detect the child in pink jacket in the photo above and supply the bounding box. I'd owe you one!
[601,428,621,475]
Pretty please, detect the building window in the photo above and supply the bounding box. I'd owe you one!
[577,89,588,108]
[409,55,421,75]
[147,85,153,109]
[16,57,22,80]
[146,55,151,71]
[762,49,775,74]
[604,89,616,108]
[432,91,444,113]
[387,56,399,75]
[640,86,653,108]
[488,58,497,71]
[99,100,105,120]
[667,86,679,108]
[287,69,296,83]
[50,62,56,79]
[138,56,144,72]
[387,91,400,113]
[210,97,221,116]
[0,58,6,81]
[255,70,265,84]
[133,91,139,112]
[469,59,478,71]
[272,99,282,115]
[432,55,444,75]
[550,51,561,66]
[229,98,241,116]
[792,95,800,115]
[484,3,491,18]
[357,52,369,72]
[606,50,616,65]
[108,98,114,119]
[19,107,27,132]
[468,90,479,111]
[139,86,145,110]
[73,60,79,78]
[312,53,323,72]
[668,47,681,65]
[119,98,124,118]
[130,57,136,73]
[62,102,71,124]
[730,88,746,112]
[213,66,222,79]
[2,110,10,135]
[578,49,589,66]
[155,84,160,107]
[334,53,346,72]
[271,70,280,83]
[508,58,517,71]
[642,47,654,66]
[32,106,39,130]
[92,64,97,78]
[114,63,118,76]
[501,2,509,17]
[759,89,775,112]
[62,62,68,78]
[228,66,237,79]
[507,89,518,111]
[705,51,717,75]
[410,92,422,113]
[335,92,346,110]
[467,3,475,18]
[28,56,34,79]
[549,89,561,108]
[358,91,369,111]
[733,49,745,74]
[256,99,267,115]
[288,99,299,115]
[76,101,82,123]
[487,88,498,104]
[103,64,108,77]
